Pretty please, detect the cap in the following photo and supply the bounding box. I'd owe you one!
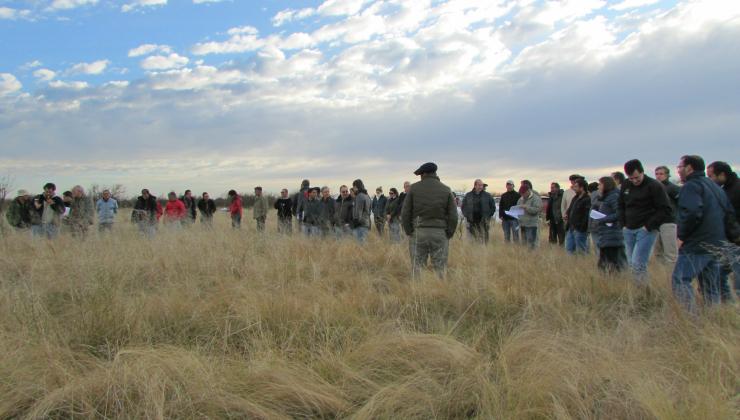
[254,186,262,191]
[413,162,438,175]
[506,180,515,185]
[17,189,29,197]
[518,184,531,194]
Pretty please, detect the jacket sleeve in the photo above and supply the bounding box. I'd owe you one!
[600,196,620,225]
[676,181,704,242]
[446,192,458,239]
[274,200,280,210]
[525,196,542,215]
[52,197,65,214]
[6,202,20,227]
[296,200,304,220]
[646,181,673,231]
[486,194,496,219]
[545,196,553,221]
[401,191,413,234]
[460,194,467,216]
[618,187,627,228]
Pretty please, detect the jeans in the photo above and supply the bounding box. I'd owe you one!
[718,247,740,302]
[653,223,678,265]
[672,253,720,315]
[137,221,156,238]
[302,224,319,237]
[232,215,242,229]
[374,216,386,236]
[521,226,538,249]
[353,226,369,245]
[201,216,214,229]
[334,225,353,240]
[389,221,402,243]
[165,220,182,231]
[623,228,659,288]
[502,219,520,243]
[32,223,58,240]
[565,231,589,255]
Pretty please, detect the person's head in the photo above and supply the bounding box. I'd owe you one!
[611,171,626,186]
[389,187,398,198]
[309,188,319,199]
[349,188,356,197]
[43,182,56,197]
[519,184,531,198]
[403,181,410,193]
[707,161,733,186]
[254,186,262,196]
[301,179,310,188]
[102,190,110,200]
[340,185,349,198]
[506,180,515,192]
[280,188,288,198]
[568,174,584,189]
[473,179,484,193]
[62,191,73,202]
[521,180,533,190]
[183,190,192,199]
[142,189,150,199]
[574,179,588,195]
[413,162,438,178]
[654,166,670,182]
[598,176,617,195]
[228,189,237,198]
[678,155,705,183]
[376,187,383,196]
[550,182,561,193]
[72,185,84,198]
[321,186,330,199]
[168,192,177,202]
[352,179,365,192]
[17,189,29,202]
[203,192,210,201]
[587,182,599,194]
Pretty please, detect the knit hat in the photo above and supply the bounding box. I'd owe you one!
[518,184,531,194]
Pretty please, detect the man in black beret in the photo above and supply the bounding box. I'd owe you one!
[401,162,458,279]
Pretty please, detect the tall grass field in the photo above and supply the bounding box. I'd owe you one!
[1,211,739,419]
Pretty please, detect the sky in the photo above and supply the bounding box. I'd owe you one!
[1,0,739,197]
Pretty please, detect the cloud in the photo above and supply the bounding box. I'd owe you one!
[193,0,228,3]
[20,60,43,70]
[44,0,99,12]
[0,7,32,19]
[128,44,173,57]
[272,8,317,26]
[0,74,22,96]
[121,0,167,13]
[66,60,111,75]
[33,69,57,82]
[140,53,190,70]
[609,0,661,10]
[227,26,259,35]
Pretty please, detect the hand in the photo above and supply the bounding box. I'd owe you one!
[520,205,527,210]
[563,215,568,221]
[387,215,391,222]
[622,227,627,231]
[46,198,53,204]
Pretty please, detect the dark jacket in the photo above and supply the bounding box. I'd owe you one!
[274,197,293,220]
[461,189,496,222]
[372,194,388,218]
[353,190,372,229]
[588,191,601,233]
[721,172,740,223]
[317,196,335,228]
[180,196,198,221]
[297,197,321,226]
[6,197,32,228]
[333,195,354,226]
[499,190,522,221]
[596,188,624,248]
[618,175,672,231]
[396,192,407,219]
[385,196,400,223]
[401,174,458,238]
[292,187,310,216]
[677,171,734,254]
[198,198,216,218]
[30,194,65,226]
[660,179,681,223]
[132,195,159,226]
[566,192,592,233]
[546,189,564,222]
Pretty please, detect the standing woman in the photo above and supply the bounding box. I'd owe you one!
[596,177,628,273]
[588,182,601,254]
[352,179,372,245]
[385,188,402,243]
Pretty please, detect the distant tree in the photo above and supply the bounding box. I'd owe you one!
[0,171,17,214]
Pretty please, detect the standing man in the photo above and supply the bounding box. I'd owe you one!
[397,181,411,234]
[179,190,198,228]
[372,187,388,236]
[499,180,522,243]
[461,179,496,244]
[163,192,186,229]
[587,182,601,254]
[612,172,626,187]
[618,159,672,289]
[6,189,32,232]
[401,163,458,279]
[274,189,293,235]
[386,188,402,243]
[253,187,270,232]
[351,180,372,245]
[333,185,354,239]
[69,185,95,239]
[228,190,242,229]
[653,166,680,265]
[563,179,591,255]
[317,186,336,238]
[561,175,584,226]
[131,189,158,237]
[516,184,543,249]
[672,155,733,314]
[546,182,565,246]
[31,183,65,239]
[297,187,321,237]
[96,189,118,234]
[707,161,740,302]
[292,180,311,232]
[197,192,216,228]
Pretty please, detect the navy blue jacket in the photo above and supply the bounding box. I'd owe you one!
[677,171,735,254]
[597,188,624,248]
[461,189,496,222]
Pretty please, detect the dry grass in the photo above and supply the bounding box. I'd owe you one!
[1,212,740,419]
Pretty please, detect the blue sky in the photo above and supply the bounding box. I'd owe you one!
[1,0,739,197]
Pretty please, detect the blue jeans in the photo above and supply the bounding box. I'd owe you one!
[137,221,156,238]
[719,247,740,302]
[521,226,538,249]
[354,227,369,245]
[502,219,519,243]
[32,224,58,239]
[623,228,659,288]
[302,224,319,237]
[672,253,720,315]
[565,231,589,255]
[334,225,353,240]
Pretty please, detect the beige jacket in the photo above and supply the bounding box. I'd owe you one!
[253,195,270,219]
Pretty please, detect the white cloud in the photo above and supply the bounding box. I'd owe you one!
[227,26,259,35]
[194,0,228,3]
[33,69,57,82]
[0,74,22,96]
[121,0,167,13]
[272,8,317,26]
[0,7,32,19]
[67,60,111,75]
[609,0,660,11]
[140,53,190,70]
[44,0,99,12]
[128,44,173,57]
[20,60,43,70]
[48,80,89,89]
[318,0,371,17]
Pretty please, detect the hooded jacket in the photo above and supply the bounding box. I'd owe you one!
[274,197,293,220]
[618,175,672,231]
[499,190,522,221]
[333,195,354,226]
[229,195,243,219]
[96,197,118,224]
[179,196,198,221]
[677,171,735,254]
[461,189,496,222]
[401,174,458,238]
[6,197,32,228]
[546,189,564,222]
[198,198,216,218]
[353,190,372,229]
[253,194,270,220]
[132,195,158,226]
[70,195,95,226]
[30,194,65,226]
[372,194,387,218]
[516,192,543,228]
[565,192,592,233]
[596,188,624,248]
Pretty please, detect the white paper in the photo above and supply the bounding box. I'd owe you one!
[590,210,607,220]
[506,207,525,216]
[504,211,520,220]
[220,208,228,211]
[62,207,70,216]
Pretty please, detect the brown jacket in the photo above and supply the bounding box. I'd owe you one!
[401,174,458,238]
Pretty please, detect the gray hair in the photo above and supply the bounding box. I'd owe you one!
[474,179,483,185]
[655,166,671,176]
[168,192,177,198]
[321,186,330,192]
[72,185,84,194]
[403,181,410,186]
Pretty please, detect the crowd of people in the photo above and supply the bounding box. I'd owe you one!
[5,157,740,315]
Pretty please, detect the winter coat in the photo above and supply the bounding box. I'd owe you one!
[516,192,543,228]
[179,196,198,221]
[198,198,216,218]
[499,191,522,221]
[30,195,65,226]
[396,192,407,219]
[69,195,95,225]
[660,179,681,223]
[132,195,159,226]
[297,197,321,226]
[618,175,672,231]
[291,187,310,216]
[164,200,186,222]
[253,195,270,220]
[372,194,388,218]
[6,197,32,228]
[385,196,401,223]
[461,189,496,222]
[596,188,624,248]
[565,193,592,233]
[333,195,354,226]
[561,188,576,220]
[677,171,735,254]
[401,175,458,238]
[96,198,118,224]
[721,172,740,223]
[317,197,335,228]
[546,189,564,222]
[588,191,601,233]
[353,190,372,229]
[274,198,292,220]
[229,195,242,219]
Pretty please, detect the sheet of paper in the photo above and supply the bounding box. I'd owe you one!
[504,211,520,220]
[62,207,70,216]
[590,210,607,220]
[220,208,228,211]
[506,207,525,216]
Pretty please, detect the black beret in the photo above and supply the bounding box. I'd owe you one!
[414,162,438,175]
[254,186,262,191]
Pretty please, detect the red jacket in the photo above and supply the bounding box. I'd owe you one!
[156,202,163,223]
[229,195,242,219]
[164,199,186,222]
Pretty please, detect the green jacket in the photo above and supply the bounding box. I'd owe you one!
[69,195,95,225]
[253,195,270,219]
[6,198,31,228]
[401,174,458,238]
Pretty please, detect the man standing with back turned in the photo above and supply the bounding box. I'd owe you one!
[401,162,458,279]
[253,187,269,232]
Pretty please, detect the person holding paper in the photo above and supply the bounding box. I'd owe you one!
[595,177,627,273]
[516,184,542,249]
[30,183,65,240]
[564,179,591,255]
[588,182,601,254]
